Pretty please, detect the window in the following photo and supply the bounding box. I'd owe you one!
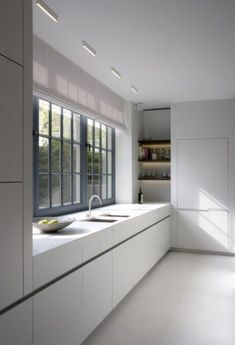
[87,119,114,202]
[33,96,115,216]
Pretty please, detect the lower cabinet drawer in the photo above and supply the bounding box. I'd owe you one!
[82,251,113,342]
[33,270,83,345]
[0,299,32,345]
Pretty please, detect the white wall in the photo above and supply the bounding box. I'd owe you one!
[142,109,170,140]
[116,102,142,203]
[171,99,235,252]
[132,107,143,203]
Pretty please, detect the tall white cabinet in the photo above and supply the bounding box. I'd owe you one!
[0,0,23,64]
[177,138,229,251]
[171,100,235,252]
[0,184,23,309]
[178,138,229,251]
[0,55,23,182]
[0,2,32,343]
[177,138,228,210]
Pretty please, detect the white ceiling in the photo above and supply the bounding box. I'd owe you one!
[33,0,235,108]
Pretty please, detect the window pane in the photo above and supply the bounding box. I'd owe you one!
[52,104,61,138]
[51,139,61,172]
[87,118,93,145]
[87,147,93,174]
[95,121,100,147]
[73,114,80,142]
[51,174,61,207]
[39,175,49,209]
[39,99,49,135]
[73,144,80,173]
[63,175,71,204]
[63,109,71,139]
[102,175,107,199]
[39,137,49,172]
[73,174,80,203]
[101,125,107,149]
[94,148,100,174]
[63,142,71,172]
[108,175,112,199]
[94,175,100,196]
[108,151,112,174]
[108,127,112,149]
[87,175,93,201]
[101,150,106,174]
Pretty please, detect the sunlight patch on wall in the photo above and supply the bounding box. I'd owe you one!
[199,210,229,249]
[199,188,227,211]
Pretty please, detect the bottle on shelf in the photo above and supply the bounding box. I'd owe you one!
[151,149,157,160]
[138,188,144,204]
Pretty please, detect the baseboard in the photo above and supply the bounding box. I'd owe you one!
[170,247,235,257]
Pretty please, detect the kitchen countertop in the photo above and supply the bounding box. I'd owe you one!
[33,203,169,256]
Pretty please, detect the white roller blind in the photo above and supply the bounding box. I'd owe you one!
[33,35,126,129]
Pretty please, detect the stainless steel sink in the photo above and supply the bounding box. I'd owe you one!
[82,217,118,223]
[101,214,130,218]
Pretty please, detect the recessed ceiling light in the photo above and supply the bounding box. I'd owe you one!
[111,67,121,79]
[36,0,58,23]
[131,85,138,94]
[82,41,96,57]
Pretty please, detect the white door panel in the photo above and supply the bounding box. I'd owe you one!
[178,210,229,251]
[177,138,228,210]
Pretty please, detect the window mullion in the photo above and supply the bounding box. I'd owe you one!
[71,112,74,204]
[99,123,101,199]
[34,96,39,215]
[61,109,64,205]
[106,127,108,199]
[49,101,52,208]
[82,116,87,206]
[112,127,115,201]
[92,121,95,197]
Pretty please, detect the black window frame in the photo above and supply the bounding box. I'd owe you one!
[33,95,115,217]
[85,118,116,207]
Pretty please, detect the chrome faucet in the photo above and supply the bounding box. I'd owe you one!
[88,195,102,217]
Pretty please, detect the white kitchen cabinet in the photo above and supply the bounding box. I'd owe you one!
[33,239,82,289]
[132,217,170,287]
[33,269,83,345]
[0,299,32,345]
[113,217,170,307]
[155,217,171,261]
[0,0,23,64]
[177,138,228,210]
[82,227,113,262]
[178,210,229,251]
[113,240,134,307]
[0,55,23,182]
[82,252,113,342]
[0,184,23,310]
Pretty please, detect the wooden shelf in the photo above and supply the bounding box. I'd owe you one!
[138,159,170,163]
[138,140,170,145]
[138,177,171,181]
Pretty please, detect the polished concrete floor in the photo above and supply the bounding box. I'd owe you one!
[82,252,235,345]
